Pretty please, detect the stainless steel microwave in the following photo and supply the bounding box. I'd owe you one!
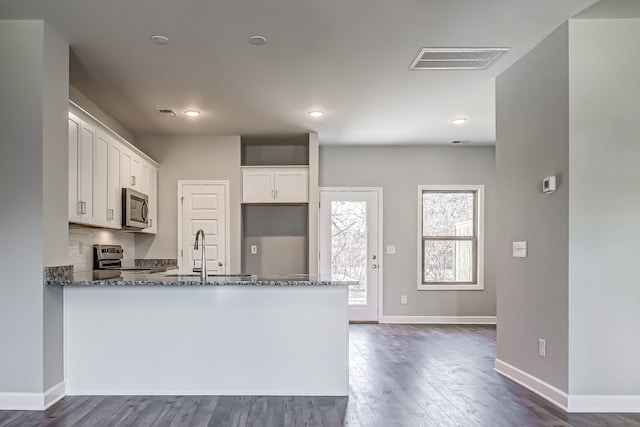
[122,188,149,230]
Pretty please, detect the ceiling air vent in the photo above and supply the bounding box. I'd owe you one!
[154,107,177,117]
[409,48,509,70]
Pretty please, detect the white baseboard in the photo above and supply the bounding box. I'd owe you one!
[0,381,65,410]
[494,359,568,410]
[380,315,496,325]
[567,395,640,413]
[44,381,66,409]
[495,360,640,413]
[66,389,347,396]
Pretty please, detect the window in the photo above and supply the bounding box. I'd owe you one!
[417,185,484,290]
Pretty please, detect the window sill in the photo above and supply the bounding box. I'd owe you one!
[417,283,484,291]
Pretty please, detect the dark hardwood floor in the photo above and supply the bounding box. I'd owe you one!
[2,324,639,426]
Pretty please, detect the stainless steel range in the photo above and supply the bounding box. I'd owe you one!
[93,244,165,274]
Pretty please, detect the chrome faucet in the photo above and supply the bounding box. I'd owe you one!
[193,229,207,281]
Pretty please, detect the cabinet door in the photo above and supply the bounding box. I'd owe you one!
[107,139,122,229]
[275,169,309,203]
[141,164,157,235]
[242,170,275,203]
[68,117,80,222]
[69,114,96,224]
[133,157,148,194]
[121,148,133,188]
[94,132,110,227]
[78,122,96,221]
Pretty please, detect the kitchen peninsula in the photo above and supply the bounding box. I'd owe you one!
[48,273,350,396]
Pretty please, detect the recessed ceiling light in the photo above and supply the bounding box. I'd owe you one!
[184,110,201,117]
[248,35,267,46]
[450,117,468,125]
[150,35,169,45]
[308,111,324,118]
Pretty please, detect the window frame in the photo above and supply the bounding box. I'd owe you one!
[417,184,484,291]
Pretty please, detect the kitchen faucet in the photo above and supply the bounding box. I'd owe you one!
[193,229,207,281]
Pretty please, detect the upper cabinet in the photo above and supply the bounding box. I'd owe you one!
[240,135,310,204]
[68,104,159,233]
[68,113,95,224]
[242,167,308,203]
[140,166,157,234]
[121,147,149,195]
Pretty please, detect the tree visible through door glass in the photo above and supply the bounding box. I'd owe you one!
[331,201,367,305]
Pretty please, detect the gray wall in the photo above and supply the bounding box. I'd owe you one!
[0,20,68,394]
[69,85,136,143]
[41,22,69,392]
[320,145,496,317]
[134,135,242,273]
[242,205,309,275]
[495,23,570,392]
[568,18,640,396]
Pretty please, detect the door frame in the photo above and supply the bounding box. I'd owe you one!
[177,180,230,274]
[319,187,384,322]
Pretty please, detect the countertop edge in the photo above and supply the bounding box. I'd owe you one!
[46,280,354,287]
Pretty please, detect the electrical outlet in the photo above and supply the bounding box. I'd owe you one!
[401,295,408,305]
[538,339,546,358]
[250,245,258,254]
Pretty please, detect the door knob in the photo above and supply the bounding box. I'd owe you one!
[372,264,378,269]
[372,255,377,260]
[218,262,223,267]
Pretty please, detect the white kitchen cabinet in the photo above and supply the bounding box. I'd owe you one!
[140,164,157,234]
[69,104,158,232]
[106,136,122,229]
[68,113,95,224]
[242,167,308,203]
[121,148,149,194]
[94,131,109,227]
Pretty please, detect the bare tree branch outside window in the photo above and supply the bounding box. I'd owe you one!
[422,191,476,284]
[331,201,367,304]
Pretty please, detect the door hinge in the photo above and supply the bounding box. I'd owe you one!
[181,196,184,204]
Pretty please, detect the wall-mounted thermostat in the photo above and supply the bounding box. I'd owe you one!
[543,175,556,193]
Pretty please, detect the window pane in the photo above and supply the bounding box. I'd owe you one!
[423,239,473,283]
[331,201,367,305]
[422,192,474,237]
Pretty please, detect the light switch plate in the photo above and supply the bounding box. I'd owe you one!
[250,245,258,254]
[386,245,396,255]
[512,241,527,258]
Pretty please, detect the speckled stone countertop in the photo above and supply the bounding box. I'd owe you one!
[46,271,354,287]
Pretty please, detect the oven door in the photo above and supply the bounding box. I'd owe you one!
[123,188,149,229]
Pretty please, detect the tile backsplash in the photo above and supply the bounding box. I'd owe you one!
[69,226,135,272]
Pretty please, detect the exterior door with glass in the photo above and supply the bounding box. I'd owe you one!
[319,188,381,322]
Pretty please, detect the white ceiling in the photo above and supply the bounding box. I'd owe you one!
[1,0,598,145]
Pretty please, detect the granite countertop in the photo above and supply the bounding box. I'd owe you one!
[46,271,354,287]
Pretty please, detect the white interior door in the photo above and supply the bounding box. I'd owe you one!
[320,188,381,322]
[179,181,229,275]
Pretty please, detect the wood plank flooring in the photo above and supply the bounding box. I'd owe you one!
[2,324,640,426]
